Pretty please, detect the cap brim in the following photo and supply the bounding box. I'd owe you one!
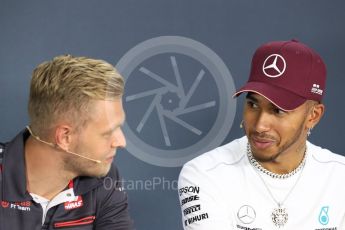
[233,81,306,111]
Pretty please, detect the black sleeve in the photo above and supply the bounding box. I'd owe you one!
[94,164,134,230]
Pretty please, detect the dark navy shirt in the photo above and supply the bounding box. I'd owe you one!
[0,130,133,230]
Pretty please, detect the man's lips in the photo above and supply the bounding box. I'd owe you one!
[251,137,276,149]
[105,155,115,163]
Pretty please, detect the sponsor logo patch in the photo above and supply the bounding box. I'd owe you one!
[237,205,256,224]
[179,186,200,196]
[1,201,31,211]
[181,195,199,206]
[311,84,323,95]
[64,196,83,210]
[184,212,209,226]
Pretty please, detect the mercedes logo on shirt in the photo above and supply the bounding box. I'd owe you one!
[262,54,286,78]
[237,205,256,224]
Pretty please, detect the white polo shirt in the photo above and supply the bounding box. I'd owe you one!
[178,136,345,230]
[30,186,77,225]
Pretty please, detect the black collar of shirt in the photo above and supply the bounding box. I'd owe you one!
[2,129,104,202]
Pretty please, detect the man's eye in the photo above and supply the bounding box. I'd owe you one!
[247,101,258,109]
[102,131,113,138]
[103,133,111,138]
[274,108,286,115]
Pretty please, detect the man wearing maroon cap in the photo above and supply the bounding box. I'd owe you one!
[178,40,345,229]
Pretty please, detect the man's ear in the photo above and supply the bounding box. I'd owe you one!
[55,125,73,151]
[306,103,325,129]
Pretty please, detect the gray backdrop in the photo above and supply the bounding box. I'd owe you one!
[1,1,344,229]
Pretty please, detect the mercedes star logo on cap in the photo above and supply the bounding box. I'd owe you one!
[262,54,286,78]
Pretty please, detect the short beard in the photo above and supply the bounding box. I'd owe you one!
[61,149,109,178]
[249,112,308,163]
[269,122,305,163]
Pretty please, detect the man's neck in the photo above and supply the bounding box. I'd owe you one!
[24,137,76,200]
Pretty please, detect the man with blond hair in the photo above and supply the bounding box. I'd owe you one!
[0,55,133,229]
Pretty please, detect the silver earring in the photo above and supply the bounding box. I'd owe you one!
[240,120,244,128]
[307,127,313,136]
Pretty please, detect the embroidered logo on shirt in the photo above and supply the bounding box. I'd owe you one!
[237,205,256,224]
[64,196,83,210]
[318,206,329,225]
[1,201,9,208]
[179,186,200,196]
[1,201,31,211]
[184,213,209,227]
[181,195,200,206]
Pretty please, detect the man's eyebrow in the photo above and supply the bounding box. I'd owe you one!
[101,128,114,136]
[245,93,258,102]
[101,122,124,135]
[245,93,286,111]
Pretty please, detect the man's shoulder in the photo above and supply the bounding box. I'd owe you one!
[182,136,247,172]
[308,141,345,168]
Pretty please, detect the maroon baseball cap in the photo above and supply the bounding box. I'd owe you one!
[233,39,326,111]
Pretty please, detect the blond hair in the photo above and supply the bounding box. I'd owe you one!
[28,55,124,135]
